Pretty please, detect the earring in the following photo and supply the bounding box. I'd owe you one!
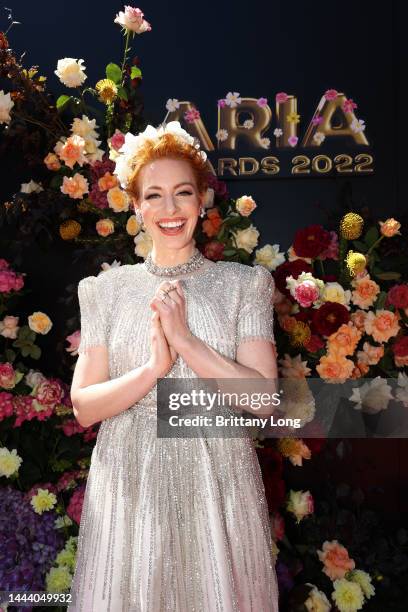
[199,206,206,218]
[134,208,143,225]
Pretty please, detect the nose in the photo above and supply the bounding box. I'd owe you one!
[162,193,178,214]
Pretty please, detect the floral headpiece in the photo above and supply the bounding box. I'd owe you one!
[113,120,208,190]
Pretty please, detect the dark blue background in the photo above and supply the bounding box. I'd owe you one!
[3,0,404,247]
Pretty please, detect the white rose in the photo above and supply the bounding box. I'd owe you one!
[114,6,151,34]
[20,180,44,194]
[254,244,285,271]
[24,369,47,389]
[55,58,87,88]
[0,90,14,124]
[232,225,259,254]
[304,584,331,612]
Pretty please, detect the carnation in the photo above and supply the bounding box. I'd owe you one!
[332,578,364,612]
[349,377,393,414]
[317,539,355,580]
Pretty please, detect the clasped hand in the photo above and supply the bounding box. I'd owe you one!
[148,280,192,377]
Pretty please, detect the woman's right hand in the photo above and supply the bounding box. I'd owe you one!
[148,308,178,377]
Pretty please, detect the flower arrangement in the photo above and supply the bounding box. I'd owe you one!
[0,259,100,598]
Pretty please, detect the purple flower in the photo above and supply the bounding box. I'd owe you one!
[0,487,64,595]
[217,99,226,108]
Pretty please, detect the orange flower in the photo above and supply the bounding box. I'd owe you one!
[379,218,401,237]
[357,341,384,366]
[350,309,367,330]
[351,275,380,309]
[98,172,119,191]
[356,362,370,376]
[316,352,354,383]
[202,208,223,238]
[277,438,311,466]
[317,540,355,580]
[364,309,400,343]
[327,322,361,356]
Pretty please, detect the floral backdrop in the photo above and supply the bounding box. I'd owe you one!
[1,5,408,612]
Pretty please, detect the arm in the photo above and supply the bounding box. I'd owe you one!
[71,347,159,428]
[71,274,168,428]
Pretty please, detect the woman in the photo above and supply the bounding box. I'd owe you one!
[68,121,280,611]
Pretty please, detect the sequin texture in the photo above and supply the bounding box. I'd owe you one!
[68,256,279,611]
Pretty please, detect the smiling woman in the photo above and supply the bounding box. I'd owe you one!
[68,121,279,612]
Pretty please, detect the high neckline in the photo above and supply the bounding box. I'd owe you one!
[142,247,208,277]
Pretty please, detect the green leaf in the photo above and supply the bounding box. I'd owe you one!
[364,226,379,247]
[374,291,387,310]
[116,86,128,101]
[352,240,367,253]
[105,62,122,84]
[56,95,71,110]
[223,249,237,257]
[130,66,142,79]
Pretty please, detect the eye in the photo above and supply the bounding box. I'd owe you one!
[177,190,193,196]
[146,193,160,199]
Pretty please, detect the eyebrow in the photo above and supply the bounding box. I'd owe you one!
[145,182,195,191]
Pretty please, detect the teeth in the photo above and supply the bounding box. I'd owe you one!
[158,221,185,228]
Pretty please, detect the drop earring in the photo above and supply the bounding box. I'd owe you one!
[199,206,206,218]
[134,208,143,225]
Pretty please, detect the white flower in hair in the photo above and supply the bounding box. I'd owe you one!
[113,121,207,189]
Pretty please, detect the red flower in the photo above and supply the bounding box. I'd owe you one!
[273,259,312,298]
[202,241,225,261]
[392,336,408,358]
[305,334,325,352]
[256,446,286,513]
[386,284,408,310]
[293,224,331,259]
[312,302,350,337]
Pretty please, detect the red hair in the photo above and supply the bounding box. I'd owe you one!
[125,132,210,201]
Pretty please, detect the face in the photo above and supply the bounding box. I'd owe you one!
[134,158,204,253]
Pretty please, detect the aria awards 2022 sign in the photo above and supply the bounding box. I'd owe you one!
[162,90,373,180]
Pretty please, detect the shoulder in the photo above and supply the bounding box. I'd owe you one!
[214,260,273,286]
[78,264,132,295]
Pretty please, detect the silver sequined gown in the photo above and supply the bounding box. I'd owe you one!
[68,256,279,612]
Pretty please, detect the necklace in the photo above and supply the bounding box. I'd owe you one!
[143,247,206,276]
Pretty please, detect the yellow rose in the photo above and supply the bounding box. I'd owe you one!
[322,282,350,306]
[28,312,53,334]
[126,215,142,236]
[107,187,130,212]
[235,195,257,216]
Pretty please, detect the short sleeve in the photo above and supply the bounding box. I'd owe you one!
[236,265,275,346]
[77,276,107,354]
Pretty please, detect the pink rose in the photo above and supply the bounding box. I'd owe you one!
[0,315,19,339]
[294,281,320,308]
[109,129,125,151]
[114,6,152,34]
[257,97,268,107]
[0,362,17,389]
[324,89,338,100]
[0,269,25,293]
[276,92,289,103]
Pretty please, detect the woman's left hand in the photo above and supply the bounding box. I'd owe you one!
[150,280,193,352]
